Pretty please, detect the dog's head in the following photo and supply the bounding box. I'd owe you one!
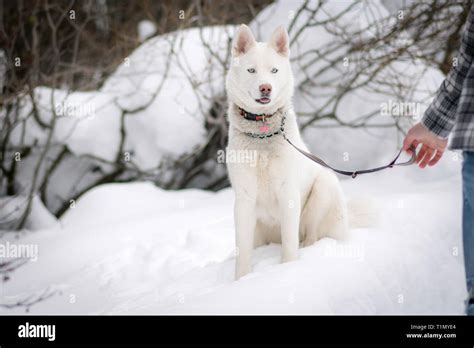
[226,24,294,114]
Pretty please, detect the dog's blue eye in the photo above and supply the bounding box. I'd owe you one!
[247,68,256,73]
[271,68,278,73]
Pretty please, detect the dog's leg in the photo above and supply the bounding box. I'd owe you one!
[278,187,300,263]
[234,194,256,280]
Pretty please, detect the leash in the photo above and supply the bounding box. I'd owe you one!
[282,133,416,179]
[239,106,416,179]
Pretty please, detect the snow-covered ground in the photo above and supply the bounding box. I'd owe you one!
[0,153,466,314]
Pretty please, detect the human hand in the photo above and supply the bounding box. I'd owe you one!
[402,123,448,168]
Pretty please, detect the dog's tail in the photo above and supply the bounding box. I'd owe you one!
[347,197,380,229]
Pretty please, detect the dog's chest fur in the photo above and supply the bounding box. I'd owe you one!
[252,144,285,226]
[226,104,308,226]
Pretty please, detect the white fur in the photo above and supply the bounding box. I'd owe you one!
[226,25,350,280]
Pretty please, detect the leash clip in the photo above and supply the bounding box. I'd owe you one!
[351,172,358,179]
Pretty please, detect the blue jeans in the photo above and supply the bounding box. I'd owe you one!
[463,151,474,315]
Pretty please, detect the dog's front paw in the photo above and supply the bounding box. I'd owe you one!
[281,249,299,263]
[235,263,251,280]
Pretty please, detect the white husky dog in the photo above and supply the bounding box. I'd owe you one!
[226,24,351,280]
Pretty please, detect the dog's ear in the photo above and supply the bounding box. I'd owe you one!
[232,24,256,56]
[269,26,289,57]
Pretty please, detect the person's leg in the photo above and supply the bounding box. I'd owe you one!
[462,151,474,315]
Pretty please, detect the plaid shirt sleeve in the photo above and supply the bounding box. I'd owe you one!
[422,5,474,139]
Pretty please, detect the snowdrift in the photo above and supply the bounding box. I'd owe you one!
[1,159,466,314]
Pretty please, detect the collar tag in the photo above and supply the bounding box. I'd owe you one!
[259,123,269,133]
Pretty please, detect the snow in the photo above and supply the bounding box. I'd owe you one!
[0,153,466,314]
[0,195,58,231]
[7,25,233,218]
[0,0,467,314]
[138,20,157,41]
[22,197,59,231]
[11,26,233,170]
